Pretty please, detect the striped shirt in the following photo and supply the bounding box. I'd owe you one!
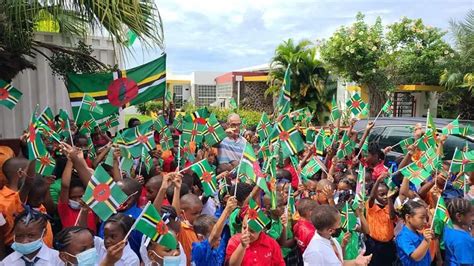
[217,137,245,164]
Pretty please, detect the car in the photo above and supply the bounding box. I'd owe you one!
[354,117,474,162]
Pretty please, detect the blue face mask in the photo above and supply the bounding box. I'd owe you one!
[11,234,44,255]
[75,248,98,265]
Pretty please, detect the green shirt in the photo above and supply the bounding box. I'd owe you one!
[266,218,291,258]
[229,208,241,236]
[49,178,62,205]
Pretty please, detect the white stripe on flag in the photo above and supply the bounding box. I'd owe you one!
[138,78,165,94]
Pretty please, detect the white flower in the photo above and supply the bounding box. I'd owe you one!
[350,36,356,41]
[345,46,350,51]
[367,37,372,41]
[372,69,376,73]
[359,31,364,35]
[450,53,455,58]
[358,40,363,46]
[444,50,449,55]
[372,46,377,51]
[356,71,363,76]
[350,49,355,53]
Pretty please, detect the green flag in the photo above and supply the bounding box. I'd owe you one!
[38,107,56,131]
[397,137,415,154]
[35,153,56,176]
[172,114,183,131]
[449,148,474,173]
[380,99,392,116]
[352,164,366,210]
[165,85,173,105]
[125,29,138,47]
[78,113,97,135]
[426,110,436,131]
[189,160,218,197]
[417,129,436,152]
[57,109,71,138]
[134,202,178,249]
[337,132,355,159]
[418,148,441,173]
[341,201,357,231]
[460,125,473,137]
[400,162,431,187]
[181,120,205,144]
[257,113,272,142]
[82,165,128,221]
[433,197,453,235]
[185,107,210,125]
[0,80,22,110]
[360,103,370,118]
[104,144,134,174]
[269,116,304,159]
[118,122,156,158]
[159,127,174,151]
[247,198,270,233]
[68,54,166,119]
[229,98,238,111]
[442,117,460,135]
[358,137,369,157]
[153,115,167,133]
[26,113,47,160]
[301,157,322,181]
[204,113,226,146]
[451,173,465,190]
[258,138,271,161]
[140,148,153,174]
[100,114,119,132]
[330,95,341,122]
[277,65,291,109]
[346,93,366,116]
[86,137,96,159]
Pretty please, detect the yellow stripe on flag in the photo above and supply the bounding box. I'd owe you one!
[138,71,166,86]
[69,91,108,98]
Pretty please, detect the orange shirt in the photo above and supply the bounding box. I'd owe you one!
[366,201,394,242]
[177,222,198,266]
[0,187,23,245]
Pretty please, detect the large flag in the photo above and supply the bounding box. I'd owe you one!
[449,148,474,173]
[330,95,341,122]
[432,197,453,235]
[82,165,128,221]
[442,117,460,135]
[189,160,218,197]
[0,80,22,110]
[276,65,291,109]
[118,122,156,158]
[247,198,270,233]
[400,162,431,187]
[257,113,272,142]
[346,93,366,116]
[269,116,304,158]
[204,113,226,146]
[68,54,166,119]
[134,202,177,249]
[301,157,321,181]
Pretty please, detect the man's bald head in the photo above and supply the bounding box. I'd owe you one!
[227,113,241,123]
[227,113,241,139]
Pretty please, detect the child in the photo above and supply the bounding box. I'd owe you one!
[365,173,396,265]
[54,226,97,265]
[395,200,433,266]
[444,198,474,265]
[225,214,285,266]
[1,208,62,265]
[364,144,387,181]
[303,205,372,265]
[228,183,255,235]
[315,179,335,206]
[177,193,203,265]
[140,231,183,265]
[191,196,238,266]
[98,213,139,265]
[293,198,318,254]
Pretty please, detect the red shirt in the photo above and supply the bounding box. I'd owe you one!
[137,187,148,208]
[284,164,299,190]
[162,155,175,172]
[293,218,316,253]
[225,232,285,266]
[57,201,97,234]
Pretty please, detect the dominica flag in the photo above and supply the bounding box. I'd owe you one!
[164,85,173,105]
[330,95,341,122]
[204,113,226,146]
[278,101,291,117]
[400,162,431,187]
[417,129,436,152]
[78,113,97,135]
[385,165,398,193]
[301,157,321,181]
[35,153,56,176]
[134,202,177,249]
[86,138,96,159]
[118,122,156,158]
[0,80,22,110]
[426,110,436,131]
[229,98,238,111]
[140,147,153,174]
[442,117,460,135]
[247,198,270,233]
[26,113,47,160]
[346,93,366,116]
[432,197,453,235]
[257,113,272,142]
[68,54,166,120]
[38,107,56,131]
[82,165,128,221]
[238,143,269,193]
[460,125,473,137]
[75,94,103,123]
[189,159,218,197]
[337,132,355,159]
[276,65,291,109]
[100,114,119,132]
[358,137,369,157]
[352,164,366,209]
[360,103,370,118]
[258,138,271,161]
[153,115,167,133]
[159,127,174,151]
[35,118,61,143]
[451,173,466,190]
[341,201,357,231]
[57,109,71,138]
[314,129,328,155]
[104,143,134,174]
[305,128,316,144]
[184,107,210,125]
[172,114,183,131]
[181,120,205,144]
[397,137,415,154]
[417,148,441,173]
[269,116,304,159]
[449,148,474,173]
[380,99,392,116]
[266,175,278,209]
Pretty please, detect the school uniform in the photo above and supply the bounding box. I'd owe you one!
[443,227,474,266]
[225,232,285,266]
[95,236,139,266]
[395,225,431,266]
[191,238,226,266]
[139,235,187,266]
[302,232,343,266]
[293,218,316,254]
[365,201,396,265]
[0,243,63,266]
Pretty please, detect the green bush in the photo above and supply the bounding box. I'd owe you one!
[182,105,262,128]
[136,101,164,116]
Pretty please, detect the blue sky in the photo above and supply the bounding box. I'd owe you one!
[125,0,472,74]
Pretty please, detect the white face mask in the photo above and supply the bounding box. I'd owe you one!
[68,200,81,210]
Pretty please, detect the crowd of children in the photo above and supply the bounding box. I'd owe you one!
[0,107,473,266]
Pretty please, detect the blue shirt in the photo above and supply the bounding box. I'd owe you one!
[98,204,144,259]
[191,238,226,266]
[443,227,474,266]
[217,137,245,164]
[395,225,431,266]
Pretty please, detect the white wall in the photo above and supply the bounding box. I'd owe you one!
[0,32,118,138]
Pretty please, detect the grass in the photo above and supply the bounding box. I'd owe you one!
[125,114,153,125]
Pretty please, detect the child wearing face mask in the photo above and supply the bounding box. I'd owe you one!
[1,208,62,265]
[395,200,433,266]
[141,231,183,266]
[54,226,98,265]
[177,193,203,266]
[58,157,97,233]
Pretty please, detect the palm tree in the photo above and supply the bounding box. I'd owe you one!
[0,0,164,81]
[267,38,334,123]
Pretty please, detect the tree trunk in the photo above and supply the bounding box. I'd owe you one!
[366,84,386,117]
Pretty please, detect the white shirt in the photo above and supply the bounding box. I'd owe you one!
[303,232,343,266]
[95,236,139,266]
[0,243,63,266]
[139,235,187,266]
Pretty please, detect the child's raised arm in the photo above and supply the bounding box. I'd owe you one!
[59,158,73,204]
[153,172,173,211]
[209,196,237,247]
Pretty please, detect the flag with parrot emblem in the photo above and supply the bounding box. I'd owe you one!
[346,93,366,116]
[247,198,270,233]
[189,159,218,197]
[204,113,226,146]
[269,116,304,159]
[0,80,22,110]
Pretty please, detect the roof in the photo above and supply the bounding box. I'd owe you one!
[233,63,270,72]
[353,117,473,132]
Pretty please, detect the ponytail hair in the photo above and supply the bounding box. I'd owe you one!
[400,199,425,221]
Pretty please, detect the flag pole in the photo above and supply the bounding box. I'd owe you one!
[178,159,206,174]
[138,147,144,177]
[234,139,247,197]
[74,94,85,122]
[345,201,349,232]
[371,108,383,125]
[66,118,75,147]
[176,135,182,171]
[285,185,291,229]
[73,208,83,226]
[124,201,150,240]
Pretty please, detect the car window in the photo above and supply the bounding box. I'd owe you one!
[442,134,474,159]
[379,126,413,153]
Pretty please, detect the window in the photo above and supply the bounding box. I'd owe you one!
[216,83,233,99]
[196,85,216,106]
[173,85,183,108]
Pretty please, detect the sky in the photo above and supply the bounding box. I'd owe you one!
[124,0,472,74]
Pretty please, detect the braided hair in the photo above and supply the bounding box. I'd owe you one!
[104,213,134,235]
[447,198,472,225]
[53,226,94,251]
[14,206,48,230]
